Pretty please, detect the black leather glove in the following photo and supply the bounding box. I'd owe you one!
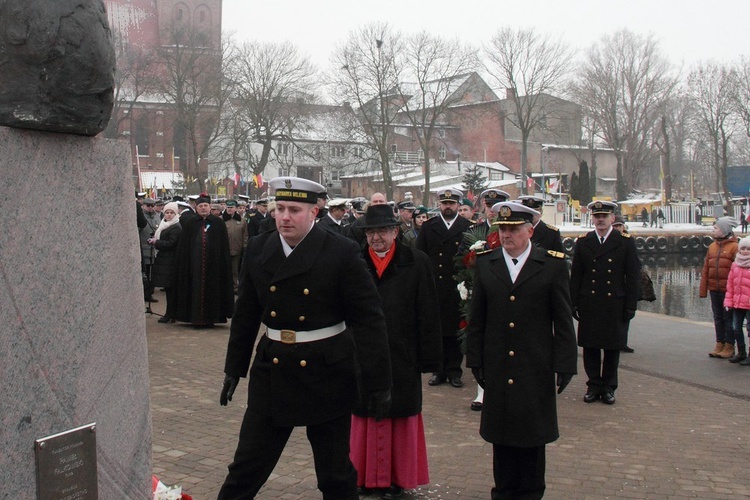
[572,308,580,321]
[623,309,636,322]
[556,373,573,394]
[368,389,392,422]
[471,367,485,389]
[220,375,239,406]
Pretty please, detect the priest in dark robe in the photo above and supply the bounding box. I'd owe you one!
[174,193,234,327]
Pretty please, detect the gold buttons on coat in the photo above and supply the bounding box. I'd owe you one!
[509,322,515,328]
[272,358,279,364]
[510,296,516,301]
[303,289,310,295]
[608,259,613,262]
[591,291,595,294]
[509,351,515,356]
[270,286,276,292]
[508,379,514,385]
[439,252,443,257]
[299,316,305,322]
[270,311,277,317]
[607,293,612,297]
[300,360,307,367]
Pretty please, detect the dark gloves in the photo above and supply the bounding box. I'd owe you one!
[471,367,485,389]
[220,375,239,406]
[556,373,573,394]
[572,308,580,321]
[623,309,636,322]
[367,389,392,422]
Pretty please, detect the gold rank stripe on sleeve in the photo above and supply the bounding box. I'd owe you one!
[622,233,631,238]
[546,223,559,230]
[546,250,565,259]
[476,249,493,256]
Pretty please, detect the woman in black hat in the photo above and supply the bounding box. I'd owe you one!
[350,204,442,498]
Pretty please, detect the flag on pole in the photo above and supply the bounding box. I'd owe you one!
[548,177,560,194]
[526,175,534,192]
[234,172,240,187]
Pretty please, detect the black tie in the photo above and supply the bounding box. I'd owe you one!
[512,258,518,265]
[600,236,605,244]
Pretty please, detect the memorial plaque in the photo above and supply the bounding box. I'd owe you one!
[35,423,98,500]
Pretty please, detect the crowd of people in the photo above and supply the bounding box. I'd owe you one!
[137,180,660,499]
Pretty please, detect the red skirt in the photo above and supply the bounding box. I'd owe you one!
[349,414,429,489]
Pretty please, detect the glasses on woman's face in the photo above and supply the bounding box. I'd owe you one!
[365,227,394,237]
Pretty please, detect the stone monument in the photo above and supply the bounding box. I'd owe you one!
[0,1,151,498]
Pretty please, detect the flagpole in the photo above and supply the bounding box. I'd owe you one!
[136,145,143,192]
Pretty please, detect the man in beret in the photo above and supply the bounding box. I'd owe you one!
[173,193,234,327]
[458,198,475,221]
[518,195,563,253]
[570,200,640,405]
[466,202,576,499]
[218,177,392,500]
[417,188,473,388]
[222,200,249,294]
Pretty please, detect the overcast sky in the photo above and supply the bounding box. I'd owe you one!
[222,0,748,78]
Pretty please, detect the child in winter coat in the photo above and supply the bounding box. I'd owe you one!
[700,217,739,359]
[724,236,750,364]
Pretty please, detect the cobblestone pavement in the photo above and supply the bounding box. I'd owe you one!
[147,291,750,499]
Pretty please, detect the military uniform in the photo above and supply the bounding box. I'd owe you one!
[570,201,640,401]
[531,220,564,252]
[219,178,391,500]
[465,202,577,499]
[416,189,472,383]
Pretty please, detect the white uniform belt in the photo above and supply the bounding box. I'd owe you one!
[266,322,346,344]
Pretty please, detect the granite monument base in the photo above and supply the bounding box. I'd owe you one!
[0,127,151,498]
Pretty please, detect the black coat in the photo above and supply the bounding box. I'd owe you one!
[532,221,563,252]
[317,213,349,235]
[174,214,234,324]
[225,224,392,426]
[151,223,182,288]
[570,230,641,349]
[416,215,472,337]
[246,211,268,237]
[466,246,577,447]
[352,242,442,418]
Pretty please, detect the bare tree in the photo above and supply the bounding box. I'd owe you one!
[329,22,404,200]
[687,61,737,201]
[573,30,677,199]
[222,41,318,184]
[154,25,233,189]
[395,32,479,205]
[484,27,572,195]
[733,56,750,141]
[105,29,156,141]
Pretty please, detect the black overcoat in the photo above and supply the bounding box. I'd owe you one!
[570,230,641,349]
[416,215,472,338]
[352,242,442,418]
[317,214,349,235]
[174,214,234,324]
[225,224,392,426]
[532,221,564,252]
[465,246,577,447]
[151,223,182,288]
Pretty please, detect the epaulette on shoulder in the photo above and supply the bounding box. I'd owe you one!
[476,249,493,256]
[622,232,631,238]
[579,233,588,239]
[547,250,565,259]
[545,223,559,231]
[247,213,257,217]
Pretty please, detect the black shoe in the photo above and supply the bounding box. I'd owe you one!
[470,401,483,411]
[382,485,404,499]
[621,346,635,353]
[449,377,464,388]
[601,391,616,405]
[428,374,446,386]
[157,316,171,323]
[583,390,600,403]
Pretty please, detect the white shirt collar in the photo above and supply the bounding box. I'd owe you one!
[502,241,533,283]
[279,221,315,256]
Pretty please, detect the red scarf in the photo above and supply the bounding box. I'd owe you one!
[369,244,396,278]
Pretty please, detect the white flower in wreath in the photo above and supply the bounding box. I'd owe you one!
[469,240,487,252]
[457,281,469,300]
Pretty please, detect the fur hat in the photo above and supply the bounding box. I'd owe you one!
[739,236,750,249]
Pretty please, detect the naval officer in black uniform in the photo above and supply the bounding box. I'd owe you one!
[466,201,577,499]
[518,195,564,252]
[218,177,392,500]
[570,200,640,405]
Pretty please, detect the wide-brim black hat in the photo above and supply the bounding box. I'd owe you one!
[361,204,401,228]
